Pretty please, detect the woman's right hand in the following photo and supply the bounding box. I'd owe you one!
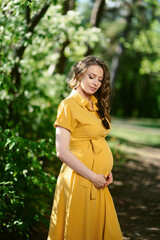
[91,174,108,190]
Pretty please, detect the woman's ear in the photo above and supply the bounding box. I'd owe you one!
[74,81,80,89]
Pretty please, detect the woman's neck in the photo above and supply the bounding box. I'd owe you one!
[75,87,92,102]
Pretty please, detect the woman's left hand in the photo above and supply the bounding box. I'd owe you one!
[106,171,113,185]
[101,171,113,188]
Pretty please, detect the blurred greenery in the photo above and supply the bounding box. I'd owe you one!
[0,0,160,239]
[107,118,160,170]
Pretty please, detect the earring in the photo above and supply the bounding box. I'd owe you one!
[74,81,80,89]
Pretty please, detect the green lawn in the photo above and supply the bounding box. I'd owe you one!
[108,117,160,147]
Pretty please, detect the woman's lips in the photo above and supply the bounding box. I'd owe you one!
[89,86,97,91]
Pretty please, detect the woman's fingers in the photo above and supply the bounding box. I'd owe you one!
[94,172,114,189]
[101,172,113,188]
[106,172,113,185]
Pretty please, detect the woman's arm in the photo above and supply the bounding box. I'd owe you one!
[55,126,108,189]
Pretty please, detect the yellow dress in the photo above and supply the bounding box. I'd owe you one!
[47,89,123,240]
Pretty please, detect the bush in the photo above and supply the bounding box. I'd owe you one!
[0,127,56,240]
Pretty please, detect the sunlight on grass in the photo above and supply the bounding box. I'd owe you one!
[109,118,160,146]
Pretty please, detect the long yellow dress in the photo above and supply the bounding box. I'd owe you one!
[47,89,123,240]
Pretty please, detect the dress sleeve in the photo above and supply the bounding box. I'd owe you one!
[53,100,76,133]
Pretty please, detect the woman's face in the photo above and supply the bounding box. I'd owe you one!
[78,65,103,95]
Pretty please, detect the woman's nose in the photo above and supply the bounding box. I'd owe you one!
[93,78,98,85]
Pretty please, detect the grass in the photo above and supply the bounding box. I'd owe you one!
[108,117,160,147]
[106,117,160,166]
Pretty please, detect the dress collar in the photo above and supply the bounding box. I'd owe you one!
[68,89,99,111]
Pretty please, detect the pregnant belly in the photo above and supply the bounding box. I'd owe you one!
[93,140,113,176]
[69,138,113,176]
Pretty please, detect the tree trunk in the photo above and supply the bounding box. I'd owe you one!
[54,0,75,74]
[62,0,75,14]
[90,0,105,27]
[110,9,133,89]
[55,39,70,73]
[85,0,105,56]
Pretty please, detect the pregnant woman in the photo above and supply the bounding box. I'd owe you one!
[47,56,123,240]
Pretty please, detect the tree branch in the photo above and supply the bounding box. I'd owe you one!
[12,2,50,88]
[25,0,31,24]
[27,3,50,33]
[9,2,51,122]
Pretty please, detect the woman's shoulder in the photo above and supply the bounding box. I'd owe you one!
[57,95,76,111]
[60,95,75,105]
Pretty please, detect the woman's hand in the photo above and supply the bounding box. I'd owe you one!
[106,171,113,186]
[91,172,113,190]
[91,174,108,190]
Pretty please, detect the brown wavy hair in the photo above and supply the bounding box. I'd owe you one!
[67,55,112,125]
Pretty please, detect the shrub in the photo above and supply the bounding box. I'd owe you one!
[0,127,56,240]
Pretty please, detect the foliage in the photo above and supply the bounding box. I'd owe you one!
[0,127,56,240]
[0,1,106,139]
[131,20,160,76]
[111,47,160,118]
[99,0,160,118]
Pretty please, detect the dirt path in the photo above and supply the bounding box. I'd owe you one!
[110,141,160,240]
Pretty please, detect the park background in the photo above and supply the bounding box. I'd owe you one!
[0,0,160,239]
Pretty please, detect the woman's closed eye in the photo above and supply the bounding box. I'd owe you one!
[89,75,103,82]
[89,75,94,79]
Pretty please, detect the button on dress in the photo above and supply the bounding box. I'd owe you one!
[47,89,123,240]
